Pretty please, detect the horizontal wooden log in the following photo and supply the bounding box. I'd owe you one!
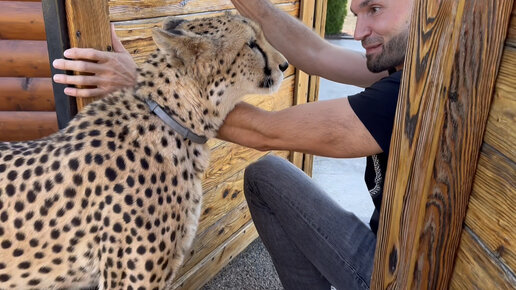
[484,47,516,161]
[449,227,516,289]
[169,221,258,289]
[114,4,299,65]
[109,0,296,22]
[0,77,54,111]
[0,40,51,77]
[0,111,58,142]
[0,1,46,40]
[463,143,516,271]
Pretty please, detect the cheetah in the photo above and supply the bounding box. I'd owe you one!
[0,14,287,289]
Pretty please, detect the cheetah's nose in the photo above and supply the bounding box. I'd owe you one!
[279,62,289,72]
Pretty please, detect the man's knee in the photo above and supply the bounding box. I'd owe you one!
[244,154,286,184]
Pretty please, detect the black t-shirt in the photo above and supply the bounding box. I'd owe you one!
[347,70,402,235]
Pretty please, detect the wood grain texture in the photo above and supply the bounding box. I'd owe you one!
[0,111,58,141]
[108,0,296,22]
[0,77,54,111]
[507,3,516,45]
[0,1,46,40]
[449,227,516,289]
[169,221,258,290]
[65,0,112,110]
[178,201,252,277]
[483,47,516,161]
[0,40,50,77]
[371,0,515,289]
[463,143,516,273]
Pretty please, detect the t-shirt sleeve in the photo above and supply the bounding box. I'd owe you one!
[347,71,402,154]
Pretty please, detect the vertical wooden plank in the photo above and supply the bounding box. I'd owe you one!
[42,0,77,128]
[303,0,327,176]
[292,0,326,174]
[371,0,514,289]
[291,0,316,169]
[65,0,111,111]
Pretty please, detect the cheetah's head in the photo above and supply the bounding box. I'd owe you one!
[151,14,288,99]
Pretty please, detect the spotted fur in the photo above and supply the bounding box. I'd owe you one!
[0,14,287,289]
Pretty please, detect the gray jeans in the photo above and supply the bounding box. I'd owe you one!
[243,155,376,290]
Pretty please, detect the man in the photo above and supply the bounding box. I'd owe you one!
[53,0,414,288]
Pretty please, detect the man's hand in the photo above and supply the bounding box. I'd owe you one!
[52,25,138,98]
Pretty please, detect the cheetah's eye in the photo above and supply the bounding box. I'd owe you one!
[247,40,257,49]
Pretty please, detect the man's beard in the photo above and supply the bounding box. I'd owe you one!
[364,30,408,73]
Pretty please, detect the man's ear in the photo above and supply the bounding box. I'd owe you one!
[151,28,212,62]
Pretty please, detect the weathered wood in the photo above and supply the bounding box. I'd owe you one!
[200,150,289,233]
[65,0,112,110]
[371,0,514,289]
[112,5,300,65]
[0,1,46,40]
[108,0,296,22]
[0,40,50,77]
[291,0,315,169]
[463,143,516,272]
[304,0,327,176]
[169,221,258,290]
[449,227,516,289]
[179,201,252,277]
[0,111,58,141]
[483,47,516,161]
[0,77,54,111]
[506,3,516,45]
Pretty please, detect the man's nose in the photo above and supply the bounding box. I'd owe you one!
[353,18,371,41]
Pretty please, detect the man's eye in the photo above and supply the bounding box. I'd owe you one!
[370,7,381,14]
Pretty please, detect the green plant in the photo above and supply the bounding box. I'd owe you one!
[325,0,348,35]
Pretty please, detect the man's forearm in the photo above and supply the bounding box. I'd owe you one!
[217,103,275,151]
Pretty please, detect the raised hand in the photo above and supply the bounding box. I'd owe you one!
[52,24,138,97]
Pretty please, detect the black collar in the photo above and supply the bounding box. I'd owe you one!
[145,99,208,144]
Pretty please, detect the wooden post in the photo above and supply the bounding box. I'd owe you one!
[292,0,327,174]
[42,0,77,128]
[371,0,514,289]
[65,0,112,111]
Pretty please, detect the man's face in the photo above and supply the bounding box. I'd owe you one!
[350,0,414,73]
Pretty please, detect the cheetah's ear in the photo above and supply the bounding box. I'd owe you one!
[152,27,213,62]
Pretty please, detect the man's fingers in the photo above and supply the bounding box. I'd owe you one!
[63,87,105,98]
[63,47,110,62]
[53,74,105,87]
[52,58,105,74]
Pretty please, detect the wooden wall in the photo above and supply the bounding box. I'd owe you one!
[449,3,516,288]
[0,0,58,141]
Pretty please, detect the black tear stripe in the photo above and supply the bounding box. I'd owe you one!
[252,43,274,88]
[253,43,272,76]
